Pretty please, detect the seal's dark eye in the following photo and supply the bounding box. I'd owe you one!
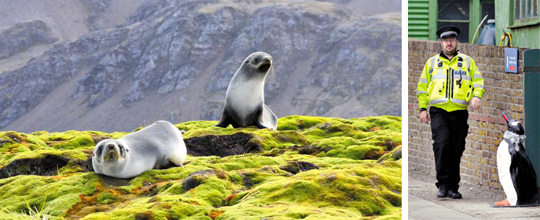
[245,60,249,64]
[96,145,103,156]
[253,57,261,64]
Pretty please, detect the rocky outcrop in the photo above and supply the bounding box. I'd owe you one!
[79,0,112,31]
[0,20,57,60]
[0,155,69,178]
[0,0,401,132]
[185,133,263,157]
[279,161,319,174]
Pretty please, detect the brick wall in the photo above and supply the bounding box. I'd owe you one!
[408,39,526,190]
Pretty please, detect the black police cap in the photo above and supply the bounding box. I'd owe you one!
[436,25,461,39]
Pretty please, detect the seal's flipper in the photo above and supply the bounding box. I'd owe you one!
[216,109,233,128]
[258,104,277,130]
[168,153,185,167]
[256,118,270,129]
[254,106,269,129]
[167,159,184,167]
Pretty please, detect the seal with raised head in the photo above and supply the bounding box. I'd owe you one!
[216,51,278,130]
[92,120,187,179]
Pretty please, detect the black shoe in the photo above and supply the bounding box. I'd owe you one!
[448,189,462,199]
[437,188,448,198]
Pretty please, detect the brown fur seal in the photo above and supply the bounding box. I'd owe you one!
[216,52,278,130]
[92,120,187,179]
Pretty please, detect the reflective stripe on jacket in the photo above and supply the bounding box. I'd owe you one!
[416,52,485,112]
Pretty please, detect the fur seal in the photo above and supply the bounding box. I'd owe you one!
[92,120,187,179]
[493,113,539,207]
[216,51,278,130]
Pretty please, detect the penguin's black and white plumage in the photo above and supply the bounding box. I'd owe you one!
[494,113,540,207]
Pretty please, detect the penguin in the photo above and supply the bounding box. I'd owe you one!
[492,113,540,207]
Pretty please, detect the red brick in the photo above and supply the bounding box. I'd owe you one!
[408,39,525,193]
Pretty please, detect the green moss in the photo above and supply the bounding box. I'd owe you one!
[0,173,99,217]
[326,145,385,160]
[0,149,88,168]
[352,116,402,132]
[218,204,362,220]
[183,176,233,207]
[0,116,401,219]
[0,132,49,162]
[211,155,283,171]
[277,115,330,131]
[226,161,401,217]
[176,120,218,132]
[96,191,117,204]
[378,146,402,162]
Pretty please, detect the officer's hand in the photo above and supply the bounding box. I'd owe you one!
[471,97,482,111]
[419,110,430,124]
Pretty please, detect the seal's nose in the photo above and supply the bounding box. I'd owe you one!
[254,57,261,64]
[108,144,115,149]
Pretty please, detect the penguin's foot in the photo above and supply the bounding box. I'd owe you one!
[494,198,510,206]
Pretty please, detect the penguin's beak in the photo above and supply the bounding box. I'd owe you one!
[502,112,510,123]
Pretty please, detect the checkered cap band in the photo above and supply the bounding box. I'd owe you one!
[440,31,458,39]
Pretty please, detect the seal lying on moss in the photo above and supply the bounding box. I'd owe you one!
[92,120,187,179]
[216,52,278,130]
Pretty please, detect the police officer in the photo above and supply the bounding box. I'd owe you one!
[416,25,485,199]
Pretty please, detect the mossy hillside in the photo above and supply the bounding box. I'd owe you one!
[0,130,127,168]
[0,116,401,219]
[179,115,401,159]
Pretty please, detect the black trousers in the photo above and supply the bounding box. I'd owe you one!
[430,107,469,190]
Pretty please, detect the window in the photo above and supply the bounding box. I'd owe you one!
[438,0,470,43]
[514,0,539,21]
[481,2,495,21]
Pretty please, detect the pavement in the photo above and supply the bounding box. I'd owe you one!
[408,175,540,219]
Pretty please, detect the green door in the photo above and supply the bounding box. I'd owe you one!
[524,49,540,186]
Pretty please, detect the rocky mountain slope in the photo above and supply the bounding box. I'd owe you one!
[0,0,401,132]
[0,0,141,73]
[0,116,402,219]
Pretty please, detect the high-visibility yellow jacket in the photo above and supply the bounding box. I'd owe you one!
[416,52,484,112]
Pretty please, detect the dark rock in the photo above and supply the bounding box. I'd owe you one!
[96,174,131,187]
[182,170,216,191]
[0,20,57,60]
[279,161,319,174]
[134,212,153,220]
[316,100,334,115]
[262,148,284,157]
[291,145,322,155]
[185,133,262,157]
[240,172,256,188]
[80,157,94,172]
[80,0,112,31]
[382,140,397,151]
[392,149,402,160]
[0,155,70,179]
[200,102,224,121]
